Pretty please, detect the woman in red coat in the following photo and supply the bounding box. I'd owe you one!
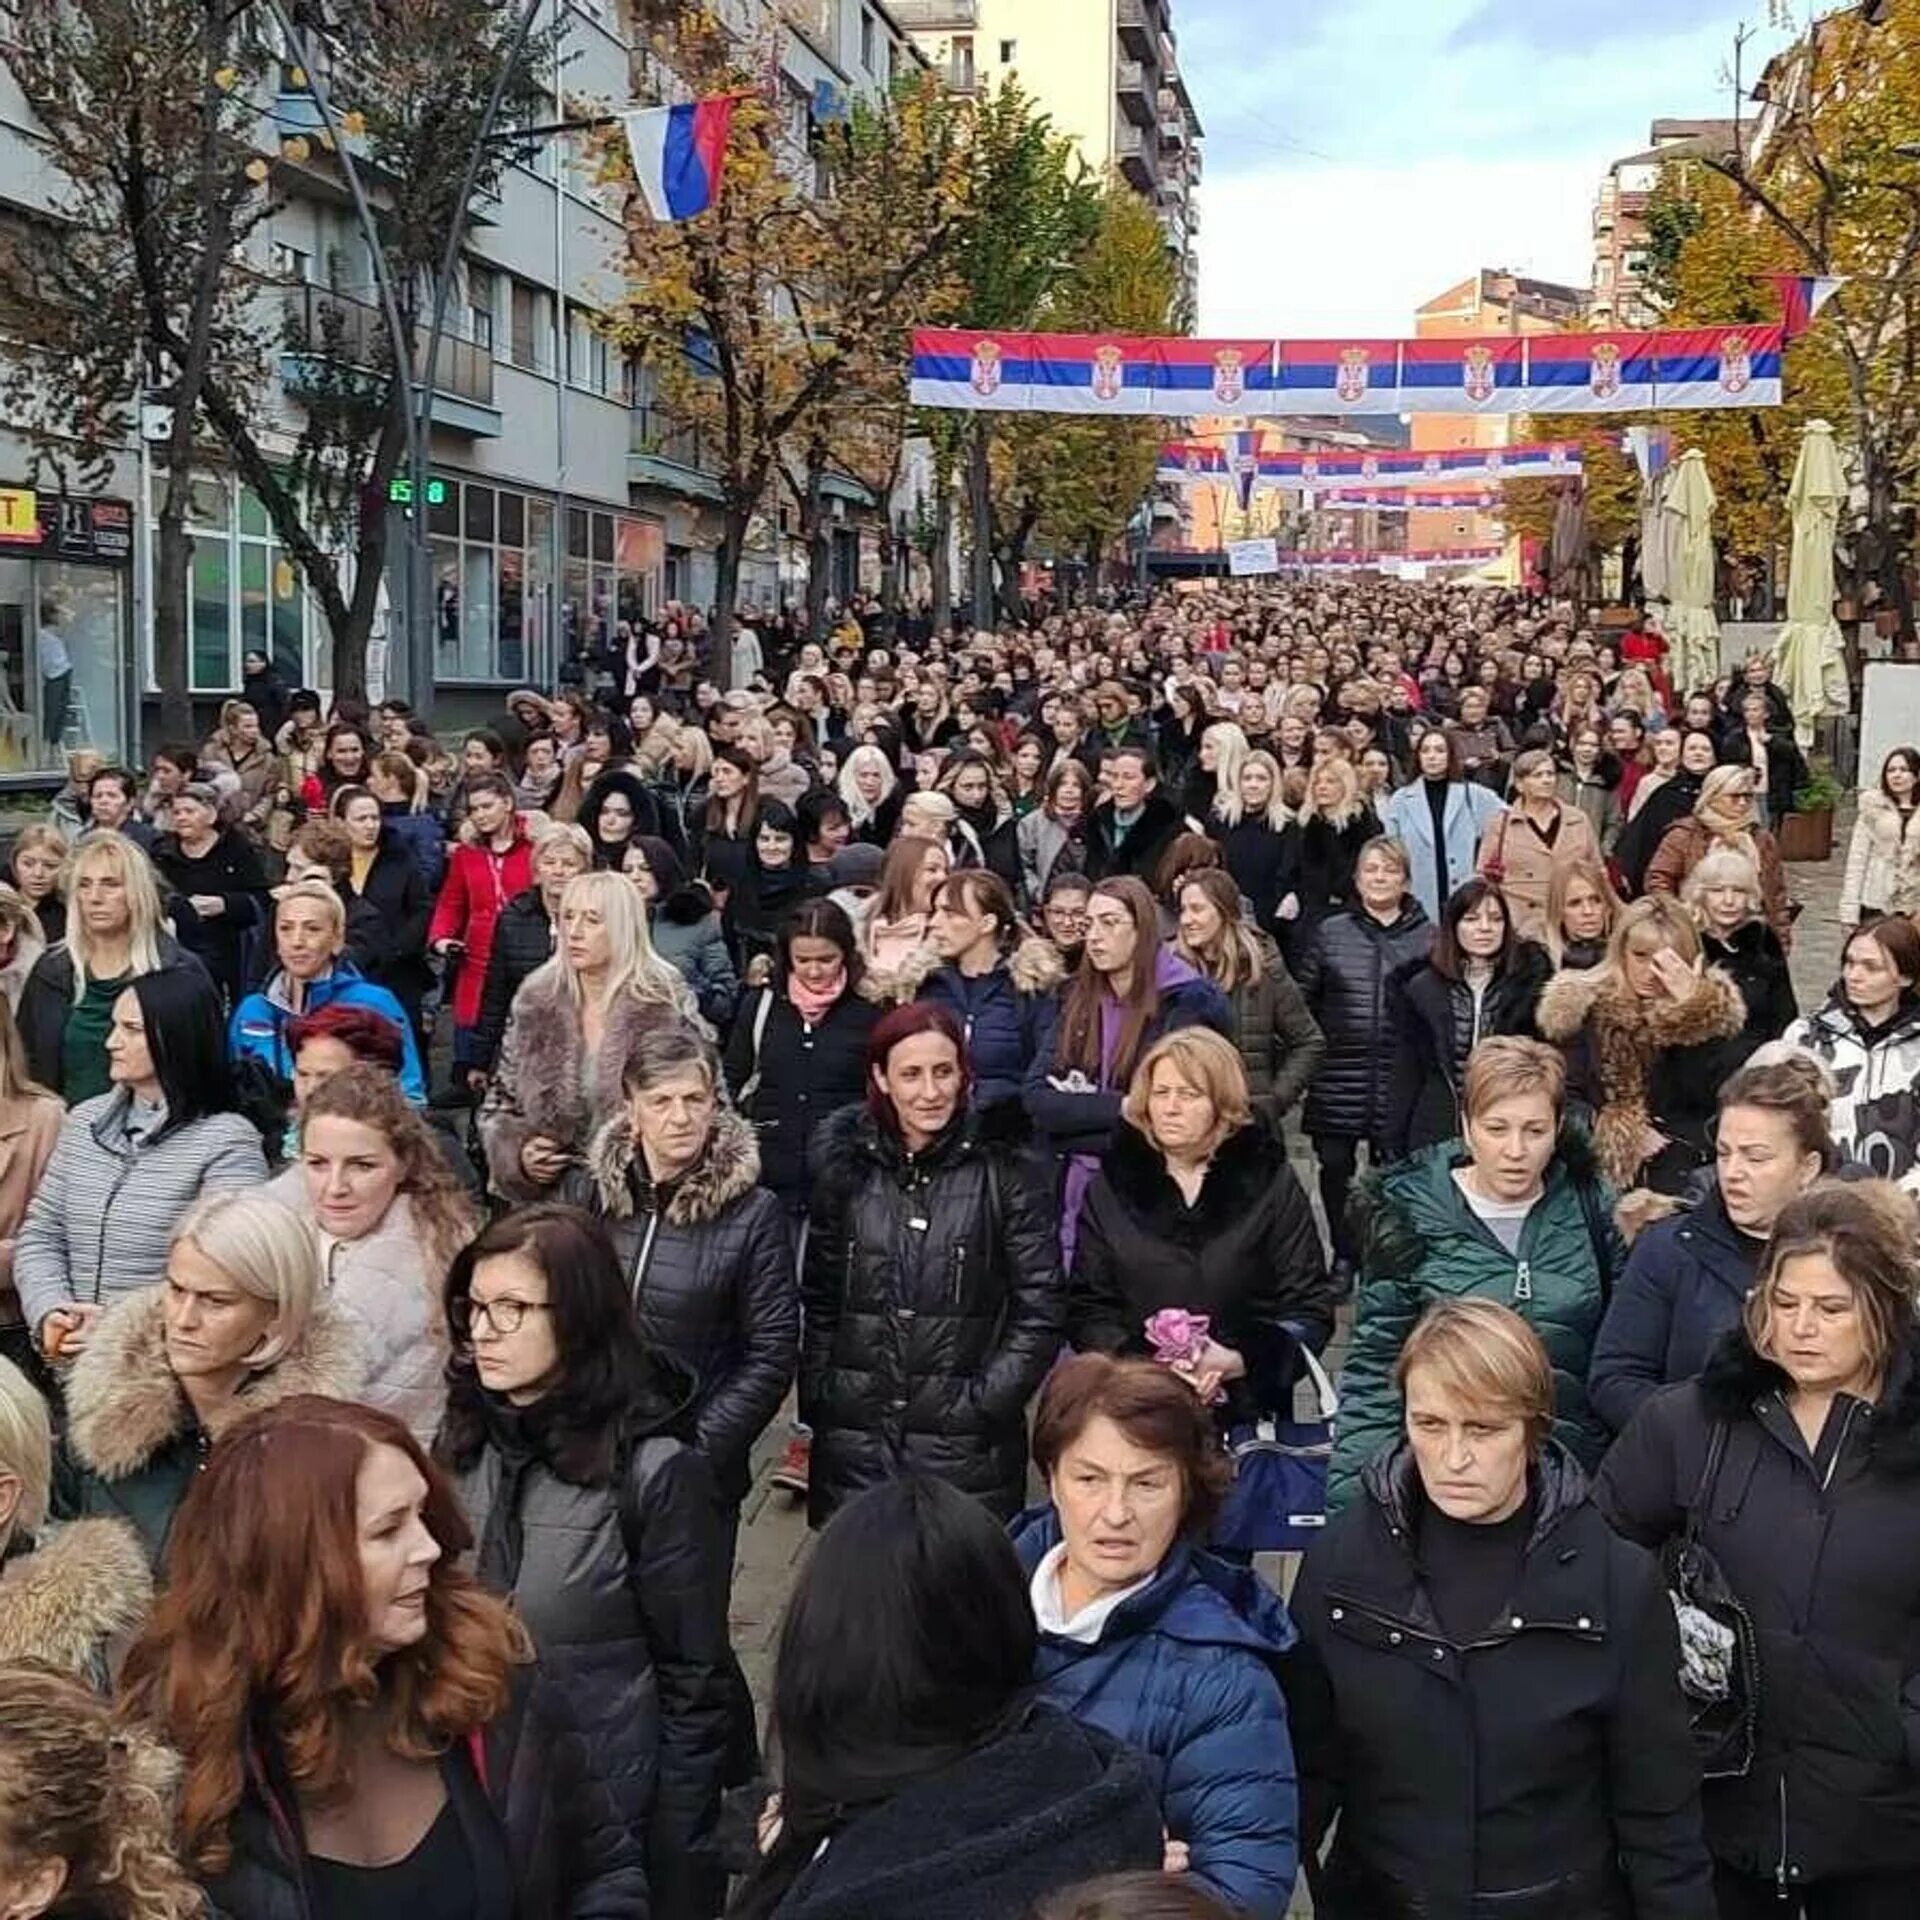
[428,772,535,1084]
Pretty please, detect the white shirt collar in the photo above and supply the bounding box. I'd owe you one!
[1029,1541,1153,1645]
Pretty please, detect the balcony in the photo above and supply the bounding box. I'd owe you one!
[1115,123,1159,192]
[887,0,978,24]
[1117,60,1155,126]
[1117,0,1163,59]
[279,284,501,437]
[628,407,725,503]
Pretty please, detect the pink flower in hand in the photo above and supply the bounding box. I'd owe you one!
[1145,1308,1211,1366]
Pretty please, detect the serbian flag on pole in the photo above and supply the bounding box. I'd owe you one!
[623,97,738,222]
[1770,273,1845,338]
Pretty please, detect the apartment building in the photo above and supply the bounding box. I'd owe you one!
[1589,118,1739,329]
[895,0,1204,315]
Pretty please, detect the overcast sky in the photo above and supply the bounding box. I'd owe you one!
[1185,0,1791,336]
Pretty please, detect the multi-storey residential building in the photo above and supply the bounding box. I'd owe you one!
[0,0,921,763]
[893,0,1204,315]
[1407,270,1587,575]
[1589,118,1739,329]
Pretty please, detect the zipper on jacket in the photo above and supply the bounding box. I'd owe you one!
[628,1211,662,1310]
[1776,1776,1790,1898]
[90,1156,139,1306]
[1512,1259,1532,1304]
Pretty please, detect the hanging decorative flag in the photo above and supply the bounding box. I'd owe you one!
[1156,441,1582,489]
[1770,273,1846,338]
[1231,432,1259,513]
[622,96,739,222]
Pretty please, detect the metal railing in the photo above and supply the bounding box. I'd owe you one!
[283,283,495,407]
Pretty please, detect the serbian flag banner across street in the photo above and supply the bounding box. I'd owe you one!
[623,96,739,222]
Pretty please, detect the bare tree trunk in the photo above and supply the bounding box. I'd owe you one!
[969,421,994,631]
[930,483,954,635]
[804,454,832,646]
[152,467,196,747]
[713,516,745,688]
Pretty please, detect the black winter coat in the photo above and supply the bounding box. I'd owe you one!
[1083,789,1185,884]
[202,1665,646,1920]
[1287,1442,1714,1920]
[1294,900,1433,1140]
[800,1105,1065,1527]
[149,828,269,1008]
[1699,919,1798,1080]
[1596,1331,1920,1885]
[1071,1120,1337,1422]
[758,1704,1161,1920]
[722,984,882,1202]
[1386,941,1551,1156]
[1221,817,1288,933]
[565,1108,797,1507]
[345,830,434,1010]
[450,1387,737,1920]
[1278,809,1378,921]
[475,890,555,1071]
[1587,1189,1761,1436]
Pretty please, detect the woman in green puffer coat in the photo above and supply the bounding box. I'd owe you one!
[1327,1036,1627,1511]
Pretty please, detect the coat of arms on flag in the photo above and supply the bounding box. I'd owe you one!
[1720,335,1752,394]
[1336,348,1371,403]
[970,340,1003,396]
[1423,453,1443,477]
[1590,342,1621,400]
[1092,345,1126,401]
[1212,349,1245,405]
[1463,346,1496,403]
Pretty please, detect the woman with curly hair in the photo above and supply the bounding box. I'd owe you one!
[266,1064,479,1445]
[118,1395,645,1918]
[0,1664,201,1920]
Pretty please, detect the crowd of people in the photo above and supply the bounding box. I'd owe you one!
[0,577,1915,1920]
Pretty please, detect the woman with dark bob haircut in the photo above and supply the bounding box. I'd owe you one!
[118,1394,646,1917]
[438,1204,738,1920]
[1011,1354,1300,1919]
[728,1474,1161,1920]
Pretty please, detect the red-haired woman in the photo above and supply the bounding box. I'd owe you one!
[802,1004,1064,1529]
[118,1395,646,1919]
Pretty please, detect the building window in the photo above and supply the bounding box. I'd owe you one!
[268,242,311,283]
[508,279,553,375]
[861,10,876,71]
[950,34,974,90]
[566,305,613,398]
[432,475,556,684]
[999,38,1016,63]
[466,264,496,352]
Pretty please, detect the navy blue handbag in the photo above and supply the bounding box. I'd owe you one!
[1212,1345,1339,1555]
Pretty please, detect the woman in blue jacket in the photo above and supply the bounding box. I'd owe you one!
[1380,728,1507,924]
[1011,1352,1299,1920]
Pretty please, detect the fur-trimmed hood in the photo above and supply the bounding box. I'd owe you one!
[877,932,1067,1008]
[1699,1327,1920,1476]
[0,1519,152,1674]
[63,1284,365,1482]
[584,1102,762,1226]
[658,879,716,927]
[1097,1117,1286,1243]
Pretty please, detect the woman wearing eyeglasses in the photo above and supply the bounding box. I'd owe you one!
[440,1203,737,1920]
[1644,764,1793,951]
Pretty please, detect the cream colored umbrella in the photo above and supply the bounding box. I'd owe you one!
[1661,448,1721,696]
[1772,418,1851,750]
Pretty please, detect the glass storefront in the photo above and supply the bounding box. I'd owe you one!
[0,488,132,776]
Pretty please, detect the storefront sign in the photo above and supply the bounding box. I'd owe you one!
[0,490,134,565]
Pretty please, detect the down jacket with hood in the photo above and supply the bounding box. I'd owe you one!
[1328,1130,1627,1512]
[474,887,555,1070]
[1071,1120,1337,1424]
[800,1104,1065,1528]
[1840,786,1920,922]
[449,1364,737,1920]
[1010,1508,1300,1920]
[579,764,690,868]
[229,957,428,1103]
[1294,899,1433,1142]
[906,934,1065,1114]
[566,1105,797,1506]
[1289,1440,1713,1920]
[1386,939,1552,1157]
[1782,991,1920,1199]
[55,1281,363,1566]
[1536,961,1747,1195]
[1216,935,1325,1129]
[1587,1187,1763,1436]
[1596,1325,1920,1889]
[651,881,739,1030]
[14,1089,268,1335]
[478,965,698,1204]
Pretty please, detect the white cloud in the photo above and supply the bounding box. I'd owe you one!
[1197,155,1608,337]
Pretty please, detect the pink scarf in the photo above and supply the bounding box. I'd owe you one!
[788,963,847,1026]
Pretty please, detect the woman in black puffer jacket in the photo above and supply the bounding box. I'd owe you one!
[565,1021,796,1513]
[802,1003,1064,1528]
[1597,1180,1920,1916]
[1294,836,1432,1269]
[473,822,591,1073]
[441,1204,737,1920]
[1388,877,1551,1156]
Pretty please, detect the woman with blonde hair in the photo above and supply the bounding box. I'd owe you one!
[1214,748,1290,933]
[1681,845,1797,1073]
[265,1063,470,1443]
[1543,857,1620,970]
[1276,755,1378,961]
[478,869,697,1202]
[0,1665,202,1920]
[1646,761,1793,948]
[1537,895,1746,1195]
[1174,866,1323,1131]
[838,741,903,847]
[17,830,195,1104]
[859,833,950,992]
[58,1187,361,1564]
[1070,1026,1334,1438]
[8,821,67,947]
[1185,720,1249,828]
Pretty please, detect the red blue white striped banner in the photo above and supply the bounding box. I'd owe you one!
[916,327,1784,418]
[1156,441,1583,489]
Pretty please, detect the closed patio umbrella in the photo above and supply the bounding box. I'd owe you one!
[1661,449,1721,697]
[1772,418,1850,749]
